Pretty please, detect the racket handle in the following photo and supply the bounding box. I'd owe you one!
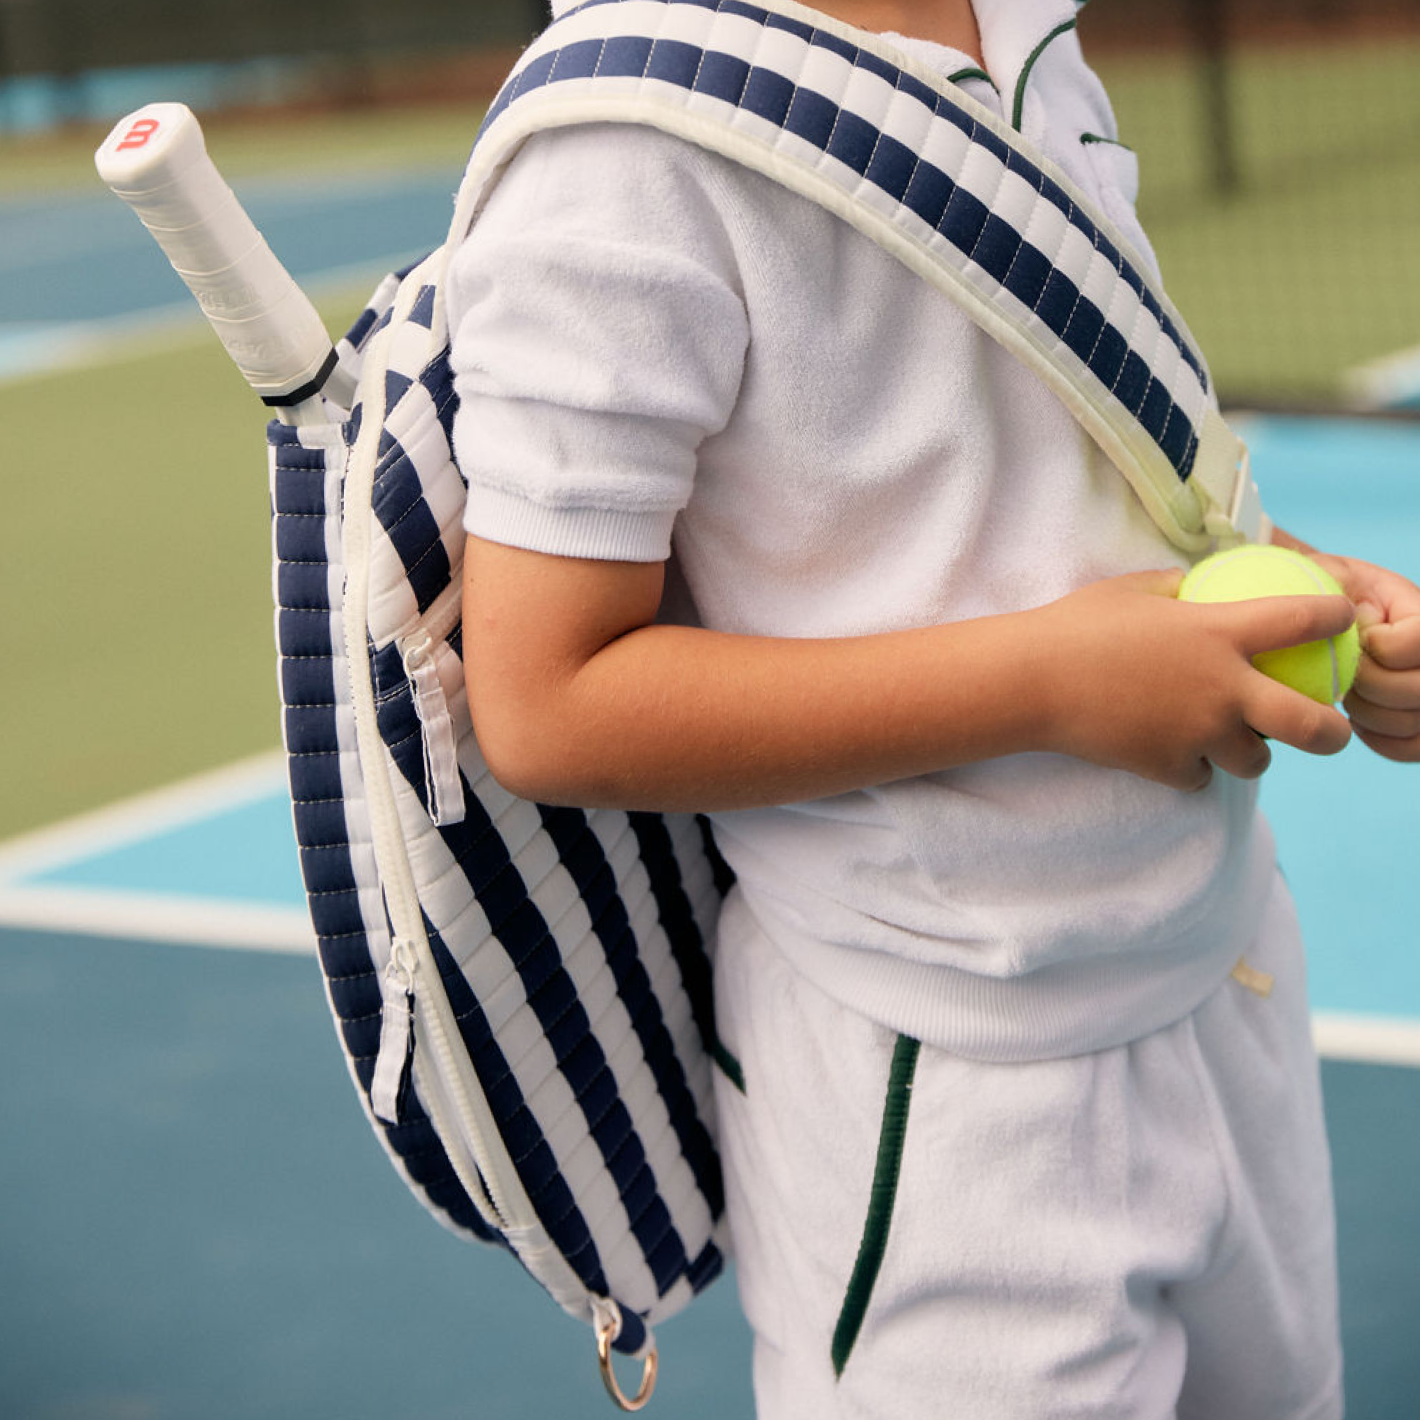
[95,103,354,420]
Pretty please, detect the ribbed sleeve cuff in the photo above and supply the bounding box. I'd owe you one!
[464,482,678,563]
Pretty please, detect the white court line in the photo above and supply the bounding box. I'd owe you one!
[1313,1013,1420,1069]
[0,883,314,955]
[0,750,316,955]
[3,760,1419,1059]
[1343,343,1420,410]
[0,755,319,954]
[0,253,421,387]
[0,748,288,881]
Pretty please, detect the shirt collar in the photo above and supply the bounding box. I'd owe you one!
[544,0,1086,122]
[970,0,1084,118]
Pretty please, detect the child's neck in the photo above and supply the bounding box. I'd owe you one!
[820,0,983,64]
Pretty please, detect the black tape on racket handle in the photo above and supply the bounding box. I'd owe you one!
[95,103,343,417]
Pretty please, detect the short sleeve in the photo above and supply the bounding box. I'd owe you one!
[448,123,751,562]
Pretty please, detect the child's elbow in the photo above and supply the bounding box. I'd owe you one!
[473,707,578,806]
[472,678,633,807]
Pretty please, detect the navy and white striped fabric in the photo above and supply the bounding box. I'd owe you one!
[271,263,730,1363]
[460,0,1221,544]
[269,0,1234,1390]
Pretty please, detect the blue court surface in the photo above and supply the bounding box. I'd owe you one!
[1,411,1418,1418]
[0,164,462,383]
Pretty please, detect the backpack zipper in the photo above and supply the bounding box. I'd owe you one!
[340,279,595,1321]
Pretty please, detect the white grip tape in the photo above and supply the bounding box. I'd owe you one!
[95,103,334,402]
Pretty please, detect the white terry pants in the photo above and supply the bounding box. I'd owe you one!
[712,875,1343,1420]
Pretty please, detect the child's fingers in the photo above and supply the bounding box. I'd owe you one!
[1242,675,1352,758]
[1226,593,1357,659]
[1346,612,1420,763]
[1361,612,1420,672]
[1205,727,1273,782]
[1353,724,1420,764]
[1345,697,1420,742]
[1349,658,1420,714]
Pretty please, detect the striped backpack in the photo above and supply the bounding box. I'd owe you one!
[266,0,1266,1407]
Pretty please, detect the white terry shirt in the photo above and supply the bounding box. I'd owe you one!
[449,0,1277,1062]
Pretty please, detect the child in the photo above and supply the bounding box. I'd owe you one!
[448,1,1420,1414]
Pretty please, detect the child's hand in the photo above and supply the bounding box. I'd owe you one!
[1037,570,1354,791]
[1306,552,1420,763]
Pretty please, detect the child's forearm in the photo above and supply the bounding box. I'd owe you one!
[493,614,1047,811]
[462,537,1355,810]
[464,538,1045,809]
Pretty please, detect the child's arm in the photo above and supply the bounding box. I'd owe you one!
[1271,527,1420,763]
[461,534,1355,812]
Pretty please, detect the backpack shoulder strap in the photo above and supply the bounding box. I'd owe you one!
[438,0,1266,552]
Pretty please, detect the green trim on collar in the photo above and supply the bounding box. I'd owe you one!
[830,1034,922,1378]
[947,65,997,91]
[1012,17,1077,131]
[1080,131,1135,151]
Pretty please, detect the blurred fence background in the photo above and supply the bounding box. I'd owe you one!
[1081,0,1420,408]
[2,0,1419,405]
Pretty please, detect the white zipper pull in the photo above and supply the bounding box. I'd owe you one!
[371,937,418,1124]
[400,628,466,827]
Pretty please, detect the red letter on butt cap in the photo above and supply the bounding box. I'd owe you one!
[116,117,161,151]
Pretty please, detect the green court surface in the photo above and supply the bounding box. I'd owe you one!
[0,106,485,841]
[1095,34,1420,403]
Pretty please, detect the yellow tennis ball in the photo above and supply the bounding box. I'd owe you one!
[1178,545,1360,704]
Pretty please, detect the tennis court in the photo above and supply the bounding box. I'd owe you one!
[3,67,1419,1418]
[1,408,1418,1417]
[1,721,1415,1419]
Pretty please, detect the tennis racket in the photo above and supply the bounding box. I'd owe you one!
[94,102,356,424]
